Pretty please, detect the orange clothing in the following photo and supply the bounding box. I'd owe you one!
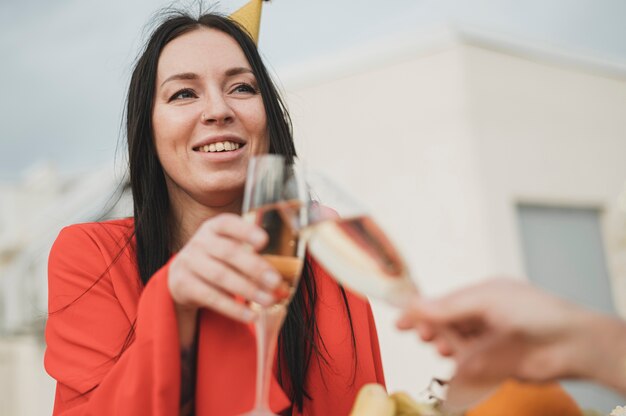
[45,219,385,415]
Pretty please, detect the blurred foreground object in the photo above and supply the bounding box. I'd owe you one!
[464,381,582,416]
[349,383,442,416]
[349,381,582,415]
[610,405,626,416]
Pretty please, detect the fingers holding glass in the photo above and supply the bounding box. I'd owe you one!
[168,213,283,320]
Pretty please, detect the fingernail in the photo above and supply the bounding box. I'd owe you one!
[263,271,281,287]
[255,291,274,306]
[250,229,266,246]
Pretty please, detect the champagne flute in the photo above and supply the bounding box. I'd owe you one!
[241,154,307,416]
[302,171,418,307]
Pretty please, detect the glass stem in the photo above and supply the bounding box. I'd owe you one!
[253,304,287,411]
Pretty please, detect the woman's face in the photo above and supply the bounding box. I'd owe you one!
[152,27,268,209]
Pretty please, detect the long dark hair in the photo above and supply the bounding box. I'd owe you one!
[126,10,354,411]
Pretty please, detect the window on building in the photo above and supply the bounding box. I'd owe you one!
[517,204,622,412]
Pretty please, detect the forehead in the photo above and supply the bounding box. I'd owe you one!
[156,27,250,80]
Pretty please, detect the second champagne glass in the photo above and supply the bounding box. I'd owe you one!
[241,154,307,416]
[302,171,418,307]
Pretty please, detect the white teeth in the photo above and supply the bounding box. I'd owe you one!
[197,141,241,153]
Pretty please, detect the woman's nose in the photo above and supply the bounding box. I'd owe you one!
[200,93,235,125]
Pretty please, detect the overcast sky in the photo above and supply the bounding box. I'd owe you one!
[1,0,625,182]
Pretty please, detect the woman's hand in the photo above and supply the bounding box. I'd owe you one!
[168,213,281,324]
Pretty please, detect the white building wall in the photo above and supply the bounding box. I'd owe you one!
[0,335,55,416]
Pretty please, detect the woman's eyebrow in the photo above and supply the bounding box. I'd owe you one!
[225,67,254,77]
[159,67,253,88]
[160,72,198,87]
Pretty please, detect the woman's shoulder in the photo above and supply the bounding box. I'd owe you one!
[50,218,137,276]
[48,218,141,307]
[54,218,134,249]
[59,217,134,237]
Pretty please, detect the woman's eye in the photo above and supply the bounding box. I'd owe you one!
[169,88,197,101]
[231,83,258,94]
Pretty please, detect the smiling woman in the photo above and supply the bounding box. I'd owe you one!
[43,9,385,416]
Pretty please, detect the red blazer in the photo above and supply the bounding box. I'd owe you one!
[45,219,385,415]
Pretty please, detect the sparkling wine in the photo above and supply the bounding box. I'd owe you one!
[244,200,305,301]
[262,254,303,300]
[305,215,415,305]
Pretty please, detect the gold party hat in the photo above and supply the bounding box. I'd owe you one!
[229,0,266,44]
